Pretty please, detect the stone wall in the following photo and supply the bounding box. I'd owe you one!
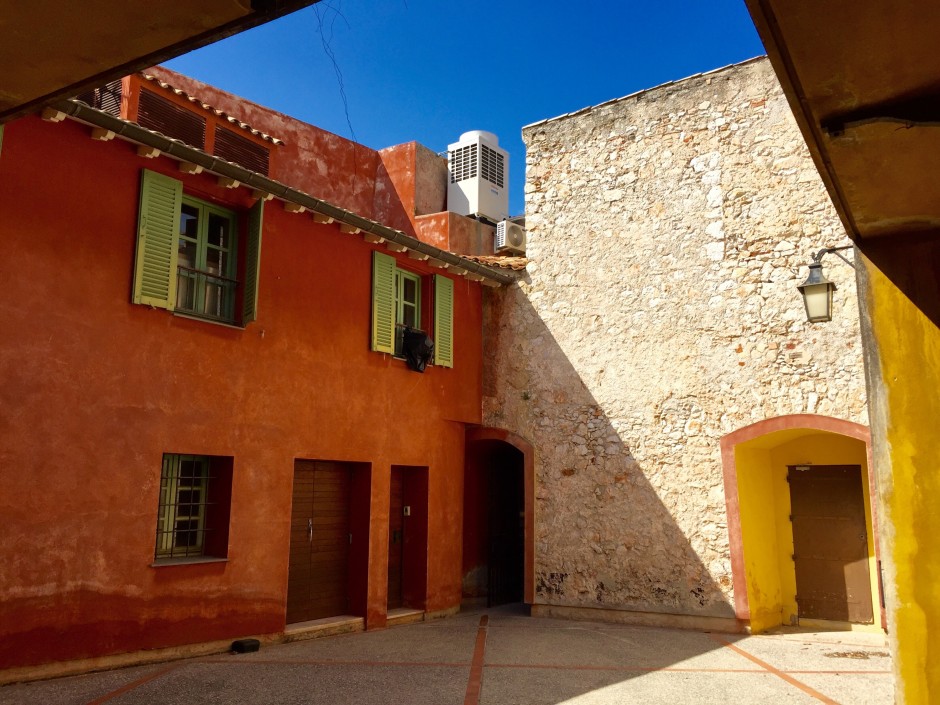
[483,57,867,617]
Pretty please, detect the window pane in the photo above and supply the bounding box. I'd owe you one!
[401,303,417,328]
[205,247,226,276]
[180,204,199,239]
[207,213,231,250]
[403,277,417,305]
[176,272,196,311]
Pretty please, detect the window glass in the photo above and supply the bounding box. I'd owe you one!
[207,212,230,249]
[156,454,209,559]
[180,204,199,239]
[394,269,422,356]
[175,197,237,322]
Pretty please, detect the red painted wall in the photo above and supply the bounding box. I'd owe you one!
[0,115,484,670]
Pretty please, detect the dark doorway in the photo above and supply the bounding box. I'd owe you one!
[388,468,404,610]
[463,441,525,607]
[789,464,874,623]
[388,466,429,611]
[288,460,370,624]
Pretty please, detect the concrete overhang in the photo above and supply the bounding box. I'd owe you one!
[745,1,940,242]
[0,0,319,124]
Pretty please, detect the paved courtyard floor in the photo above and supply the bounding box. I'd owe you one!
[0,606,893,705]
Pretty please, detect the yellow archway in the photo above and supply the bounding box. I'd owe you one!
[721,416,882,633]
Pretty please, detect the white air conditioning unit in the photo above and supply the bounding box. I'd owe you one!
[495,220,526,254]
[447,130,509,223]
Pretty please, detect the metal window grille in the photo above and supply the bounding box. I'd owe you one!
[176,266,238,321]
[449,144,478,183]
[156,454,214,559]
[480,144,505,188]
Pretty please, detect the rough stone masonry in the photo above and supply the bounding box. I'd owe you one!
[483,57,867,619]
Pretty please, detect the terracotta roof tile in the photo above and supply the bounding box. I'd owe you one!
[458,255,528,271]
[141,73,284,145]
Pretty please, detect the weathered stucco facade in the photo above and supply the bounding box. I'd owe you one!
[484,58,868,624]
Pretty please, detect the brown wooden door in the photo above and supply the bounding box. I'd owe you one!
[287,461,351,624]
[387,467,404,610]
[789,465,873,623]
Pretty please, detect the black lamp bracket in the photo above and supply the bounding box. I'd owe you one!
[812,245,855,270]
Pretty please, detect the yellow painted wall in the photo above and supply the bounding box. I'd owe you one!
[857,245,940,705]
[735,446,782,632]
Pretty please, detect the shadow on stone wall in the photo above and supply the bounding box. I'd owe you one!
[483,281,736,622]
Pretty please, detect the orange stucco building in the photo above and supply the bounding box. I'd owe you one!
[0,70,515,677]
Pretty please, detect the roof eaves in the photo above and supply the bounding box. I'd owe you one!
[50,99,513,286]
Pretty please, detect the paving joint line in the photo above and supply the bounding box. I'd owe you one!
[84,664,180,705]
[200,658,470,667]
[464,614,489,705]
[711,633,842,705]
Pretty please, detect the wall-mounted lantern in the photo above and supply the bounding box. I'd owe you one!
[797,246,855,323]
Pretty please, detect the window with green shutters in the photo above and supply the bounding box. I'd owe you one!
[371,251,454,367]
[133,169,263,326]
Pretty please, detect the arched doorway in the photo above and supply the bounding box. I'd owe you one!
[720,415,883,632]
[463,428,534,607]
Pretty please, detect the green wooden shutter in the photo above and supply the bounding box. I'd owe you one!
[434,274,454,368]
[133,169,182,309]
[243,198,264,324]
[372,251,396,353]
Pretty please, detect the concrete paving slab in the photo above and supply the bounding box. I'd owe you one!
[733,634,892,673]
[231,619,479,664]
[485,622,755,671]
[0,607,895,705]
[480,668,820,705]
[108,663,469,705]
[791,672,895,705]
[0,663,168,705]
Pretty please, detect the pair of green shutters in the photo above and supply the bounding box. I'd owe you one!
[371,251,454,368]
[133,169,263,324]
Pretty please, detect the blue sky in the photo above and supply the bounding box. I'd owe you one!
[166,1,764,216]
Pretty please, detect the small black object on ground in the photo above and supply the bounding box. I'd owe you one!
[231,638,261,654]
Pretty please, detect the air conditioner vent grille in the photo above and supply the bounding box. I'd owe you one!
[450,144,477,183]
[480,144,505,188]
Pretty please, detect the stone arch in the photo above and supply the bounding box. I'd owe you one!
[719,414,882,631]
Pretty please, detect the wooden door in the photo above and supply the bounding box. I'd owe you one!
[387,468,404,610]
[789,465,873,623]
[287,461,351,624]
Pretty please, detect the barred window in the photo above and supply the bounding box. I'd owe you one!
[155,454,232,561]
